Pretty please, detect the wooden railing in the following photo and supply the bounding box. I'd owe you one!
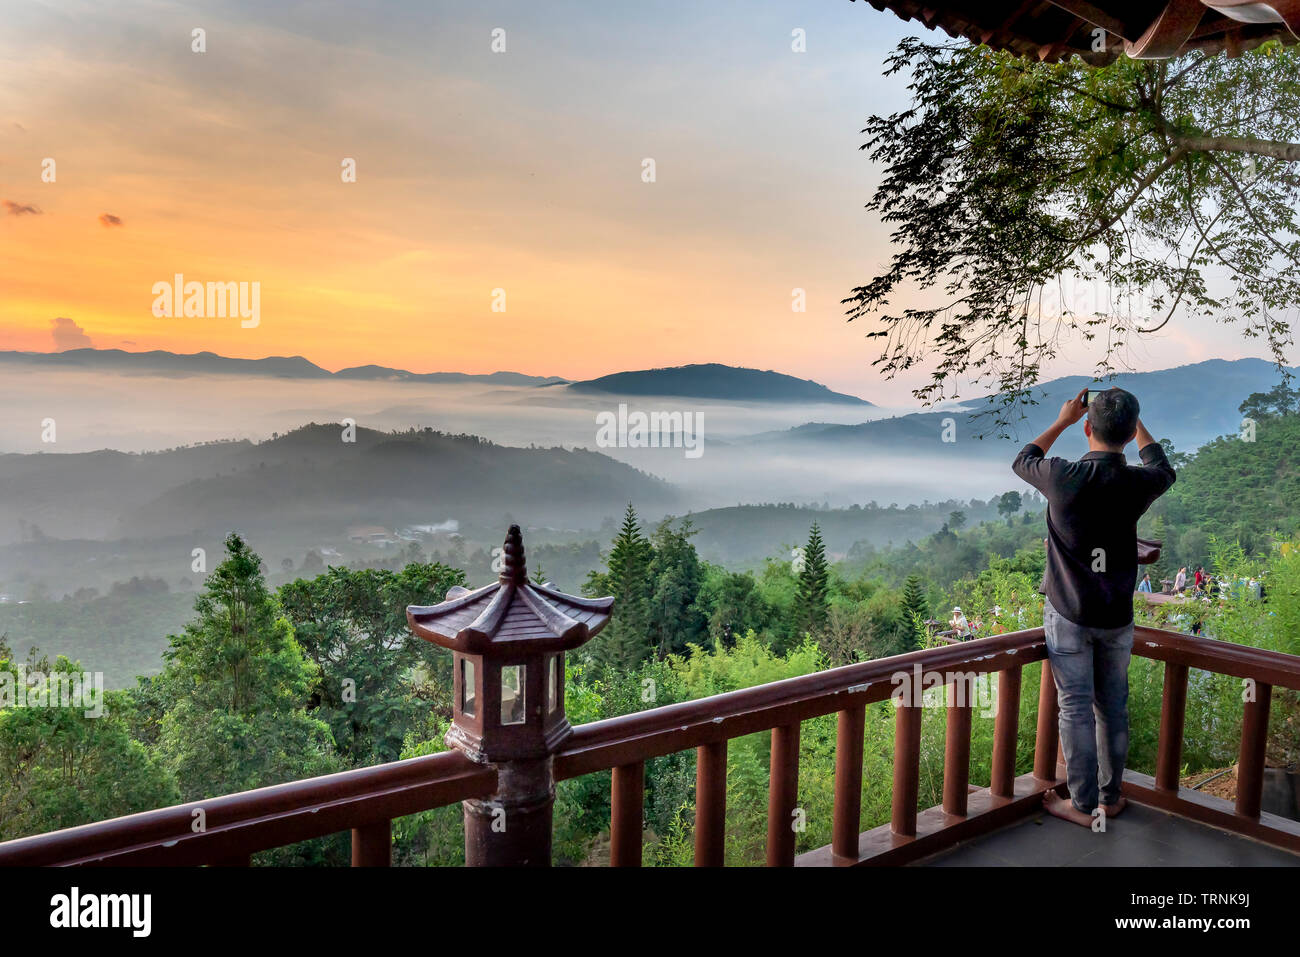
[0,749,495,867]
[1122,625,1300,854]
[2,625,1298,866]
[553,628,1048,865]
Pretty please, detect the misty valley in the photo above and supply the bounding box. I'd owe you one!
[0,349,1292,689]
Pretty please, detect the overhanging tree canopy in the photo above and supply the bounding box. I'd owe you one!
[846,37,1300,429]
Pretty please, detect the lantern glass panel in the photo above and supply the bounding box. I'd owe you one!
[501,664,525,725]
[546,655,559,714]
[461,658,476,718]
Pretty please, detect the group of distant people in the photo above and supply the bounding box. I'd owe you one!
[1136,565,1208,595]
[1137,565,1266,602]
[943,603,1028,640]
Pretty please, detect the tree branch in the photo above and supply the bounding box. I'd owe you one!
[1173,134,1300,161]
[1206,152,1300,267]
[1082,146,1188,241]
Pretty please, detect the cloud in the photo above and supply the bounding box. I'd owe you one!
[51,317,93,351]
[3,200,42,216]
[99,213,123,227]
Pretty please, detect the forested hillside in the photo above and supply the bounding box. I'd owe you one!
[0,424,679,546]
[1147,410,1300,563]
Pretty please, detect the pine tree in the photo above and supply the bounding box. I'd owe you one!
[897,574,929,651]
[585,504,655,672]
[154,533,338,802]
[793,522,830,638]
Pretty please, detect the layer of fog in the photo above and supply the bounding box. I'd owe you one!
[0,368,1015,508]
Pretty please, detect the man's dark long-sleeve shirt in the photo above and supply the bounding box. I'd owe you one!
[1013,442,1176,628]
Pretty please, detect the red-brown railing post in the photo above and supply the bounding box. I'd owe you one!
[406,525,614,867]
[351,820,391,866]
[832,705,865,862]
[1236,681,1272,819]
[695,740,728,866]
[1033,661,1060,782]
[943,676,973,817]
[1155,662,1189,791]
[990,666,1021,798]
[610,762,644,866]
[891,702,923,836]
[766,722,801,866]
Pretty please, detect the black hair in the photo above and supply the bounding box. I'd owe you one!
[1088,388,1140,446]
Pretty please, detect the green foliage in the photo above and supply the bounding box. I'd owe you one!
[645,519,707,657]
[1240,383,1300,419]
[696,565,772,646]
[997,490,1022,524]
[553,657,695,865]
[0,648,178,841]
[277,560,465,766]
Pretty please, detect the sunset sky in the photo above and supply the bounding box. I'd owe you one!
[1,0,1289,401]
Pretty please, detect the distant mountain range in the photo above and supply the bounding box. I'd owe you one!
[567,363,872,405]
[0,348,568,387]
[2,349,873,403]
[746,358,1297,458]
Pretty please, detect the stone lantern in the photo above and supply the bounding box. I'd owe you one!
[407,524,612,865]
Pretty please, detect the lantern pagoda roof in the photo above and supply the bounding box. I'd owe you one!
[407,525,613,656]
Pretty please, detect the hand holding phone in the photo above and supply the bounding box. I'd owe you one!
[1058,388,1089,425]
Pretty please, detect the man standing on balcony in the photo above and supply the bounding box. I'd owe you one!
[1012,388,1176,828]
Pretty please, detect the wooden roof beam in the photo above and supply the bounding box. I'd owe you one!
[1046,0,1141,39]
[980,0,1040,45]
[1039,17,1087,59]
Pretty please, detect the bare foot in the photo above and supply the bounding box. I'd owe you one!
[1100,795,1127,818]
[1043,791,1094,828]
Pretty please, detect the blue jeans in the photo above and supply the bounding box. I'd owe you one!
[1043,599,1134,813]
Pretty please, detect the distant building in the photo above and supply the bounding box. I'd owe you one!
[406,520,459,535]
[346,525,397,546]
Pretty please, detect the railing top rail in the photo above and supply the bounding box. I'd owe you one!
[1133,625,1300,690]
[555,624,1300,777]
[0,748,494,867]
[556,628,1047,779]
